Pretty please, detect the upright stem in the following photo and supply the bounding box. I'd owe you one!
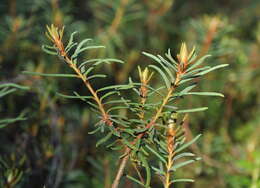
[111,148,130,188]
[164,152,174,188]
[164,134,175,188]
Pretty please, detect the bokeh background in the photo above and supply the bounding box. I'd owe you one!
[1,0,260,187]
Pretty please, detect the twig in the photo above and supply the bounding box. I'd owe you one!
[112,148,130,188]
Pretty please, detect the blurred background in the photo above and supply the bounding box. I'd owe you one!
[0,0,260,187]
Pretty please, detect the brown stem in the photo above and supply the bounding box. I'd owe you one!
[164,151,174,188]
[64,56,113,126]
[112,148,130,188]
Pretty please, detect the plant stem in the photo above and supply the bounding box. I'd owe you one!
[63,55,113,126]
[112,148,130,188]
[164,144,175,188]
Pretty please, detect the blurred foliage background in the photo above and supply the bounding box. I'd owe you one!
[0,0,260,187]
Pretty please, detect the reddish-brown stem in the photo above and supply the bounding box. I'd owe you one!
[63,55,113,126]
[111,148,131,188]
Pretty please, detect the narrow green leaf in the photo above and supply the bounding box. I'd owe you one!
[145,145,167,164]
[56,92,92,99]
[65,42,78,53]
[147,86,165,97]
[184,92,224,97]
[0,83,29,90]
[107,106,129,113]
[97,84,133,93]
[88,127,101,134]
[149,65,170,89]
[0,116,26,128]
[142,51,161,63]
[108,126,120,137]
[165,49,178,66]
[187,55,211,71]
[82,66,94,76]
[79,58,124,69]
[96,132,113,147]
[173,152,195,161]
[175,134,202,153]
[179,84,197,95]
[79,59,101,69]
[87,74,107,80]
[110,118,130,128]
[100,91,119,101]
[148,54,175,82]
[196,64,229,76]
[179,78,194,85]
[73,91,91,102]
[177,107,208,113]
[138,153,151,187]
[126,175,146,187]
[79,45,105,52]
[104,99,129,105]
[171,160,196,171]
[86,101,99,109]
[75,38,92,53]
[151,166,165,175]
[171,179,194,183]
[122,139,138,150]
[42,45,57,55]
[133,127,148,134]
[65,31,78,51]
[0,88,17,98]
[184,66,211,77]
[93,58,124,66]
[158,55,177,72]
[22,71,78,78]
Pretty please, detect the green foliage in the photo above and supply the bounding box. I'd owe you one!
[1,0,260,187]
[0,83,28,128]
[34,24,227,187]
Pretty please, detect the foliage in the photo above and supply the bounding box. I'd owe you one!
[25,24,226,187]
[1,0,260,187]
